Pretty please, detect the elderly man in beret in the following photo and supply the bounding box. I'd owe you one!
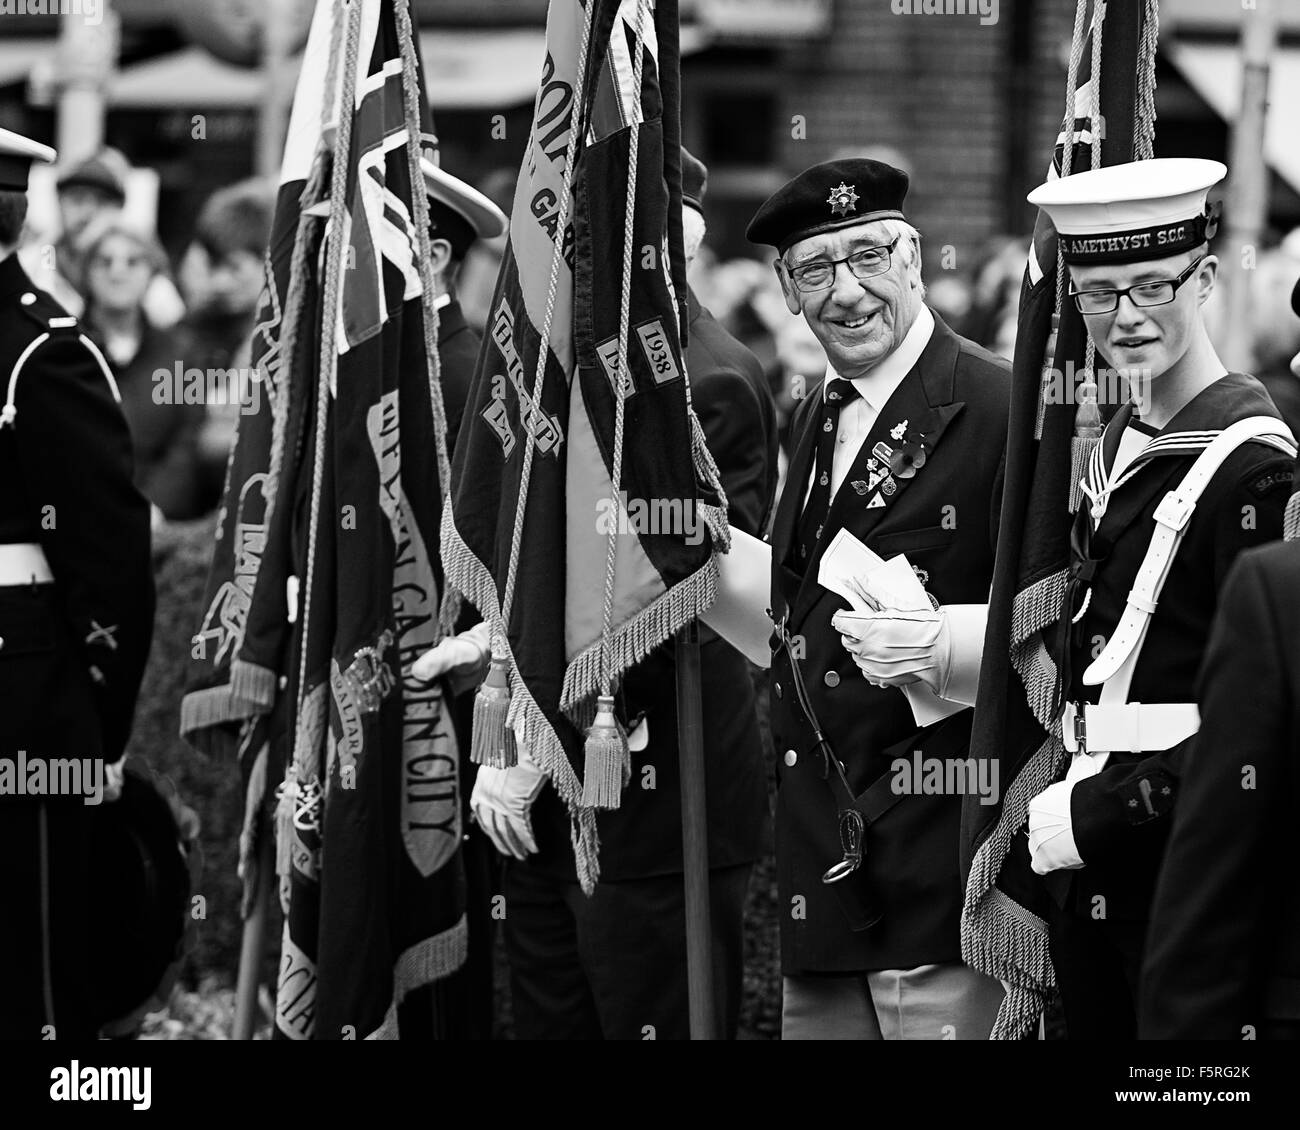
[712,157,1011,1038]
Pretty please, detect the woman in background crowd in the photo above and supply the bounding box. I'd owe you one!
[80,218,206,522]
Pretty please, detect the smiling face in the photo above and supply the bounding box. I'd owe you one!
[776,221,923,378]
[1069,248,1217,382]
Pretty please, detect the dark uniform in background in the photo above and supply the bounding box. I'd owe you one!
[417,159,508,1040]
[746,159,1010,1038]
[504,150,776,1040]
[0,128,154,1039]
[1139,529,1300,1040]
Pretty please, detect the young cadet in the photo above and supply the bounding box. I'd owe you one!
[1023,158,1297,1039]
[740,158,1010,1039]
[0,127,155,1038]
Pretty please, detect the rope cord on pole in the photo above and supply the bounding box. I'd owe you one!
[493,1,597,651]
[597,0,651,696]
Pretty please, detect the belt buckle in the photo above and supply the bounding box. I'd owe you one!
[1063,701,1086,753]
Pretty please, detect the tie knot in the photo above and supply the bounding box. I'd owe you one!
[825,378,859,407]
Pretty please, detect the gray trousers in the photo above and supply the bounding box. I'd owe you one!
[782,962,1004,1040]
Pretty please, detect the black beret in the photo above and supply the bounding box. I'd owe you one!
[681,146,707,213]
[747,158,909,254]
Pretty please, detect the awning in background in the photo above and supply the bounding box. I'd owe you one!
[1165,40,1300,195]
[102,29,548,110]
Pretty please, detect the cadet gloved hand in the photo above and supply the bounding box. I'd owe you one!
[412,621,491,696]
[1027,765,1093,875]
[831,606,952,695]
[470,743,548,860]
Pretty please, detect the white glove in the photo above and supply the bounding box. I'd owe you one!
[412,621,491,696]
[1027,767,1093,875]
[832,606,952,694]
[470,743,548,860]
[103,757,126,804]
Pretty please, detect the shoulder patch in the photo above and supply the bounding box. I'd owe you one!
[1246,464,1295,499]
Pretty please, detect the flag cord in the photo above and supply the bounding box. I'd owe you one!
[394,0,455,634]
[581,0,652,808]
[495,3,596,640]
[278,0,364,889]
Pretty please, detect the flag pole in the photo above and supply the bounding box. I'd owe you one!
[1219,0,1278,372]
[676,619,718,1039]
[231,827,274,1039]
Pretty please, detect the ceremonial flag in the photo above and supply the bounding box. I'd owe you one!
[181,0,465,1039]
[959,0,1157,1039]
[442,0,727,889]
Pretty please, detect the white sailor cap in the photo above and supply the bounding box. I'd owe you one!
[1028,157,1226,266]
[419,157,507,257]
[0,126,56,192]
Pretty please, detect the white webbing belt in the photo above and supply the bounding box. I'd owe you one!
[0,542,53,585]
[1062,415,1298,763]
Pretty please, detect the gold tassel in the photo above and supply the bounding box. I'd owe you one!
[581,694,628,810]
[471,652,517,768]
[1069,366,1102,513]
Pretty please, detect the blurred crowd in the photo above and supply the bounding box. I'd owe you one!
[17,147,1300,522]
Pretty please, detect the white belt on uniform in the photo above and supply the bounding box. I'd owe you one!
[1061,700,1200,754]
[0,542,53,585]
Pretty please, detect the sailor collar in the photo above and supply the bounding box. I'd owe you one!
[1081,372,1292,524]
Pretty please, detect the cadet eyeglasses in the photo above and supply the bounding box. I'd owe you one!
[783,236,902,294]
[1070,254,1206,316]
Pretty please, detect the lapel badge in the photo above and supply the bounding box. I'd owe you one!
[888,429,928,479]
[880,475,897,496]
[851,480,870,496]
[827,181,859,218]
[889,419,908,441]
[872,441,893,464]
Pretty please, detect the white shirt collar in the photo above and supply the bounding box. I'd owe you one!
[823,304,935,409]
[433,292,452,311]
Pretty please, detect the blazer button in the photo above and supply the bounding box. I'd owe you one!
[823,670,840,688]
[0,635,5,650]
[773,681,783,699]
[783,749,798,767]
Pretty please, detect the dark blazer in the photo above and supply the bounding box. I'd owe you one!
[528,293,776,881]
[768,308,1010,974]
[1139,537,1300,1039]
[1050,375,1295,922]
[0,253,154,767]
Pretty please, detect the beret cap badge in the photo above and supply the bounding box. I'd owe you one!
[827,182,859,218]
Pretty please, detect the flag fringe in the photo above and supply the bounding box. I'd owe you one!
[960,569,1070,1036]
[231,658,280,711]
[558,554,719,711]
[441,505,603,891]
[363,914,470,1040]
[178,685,265,754]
